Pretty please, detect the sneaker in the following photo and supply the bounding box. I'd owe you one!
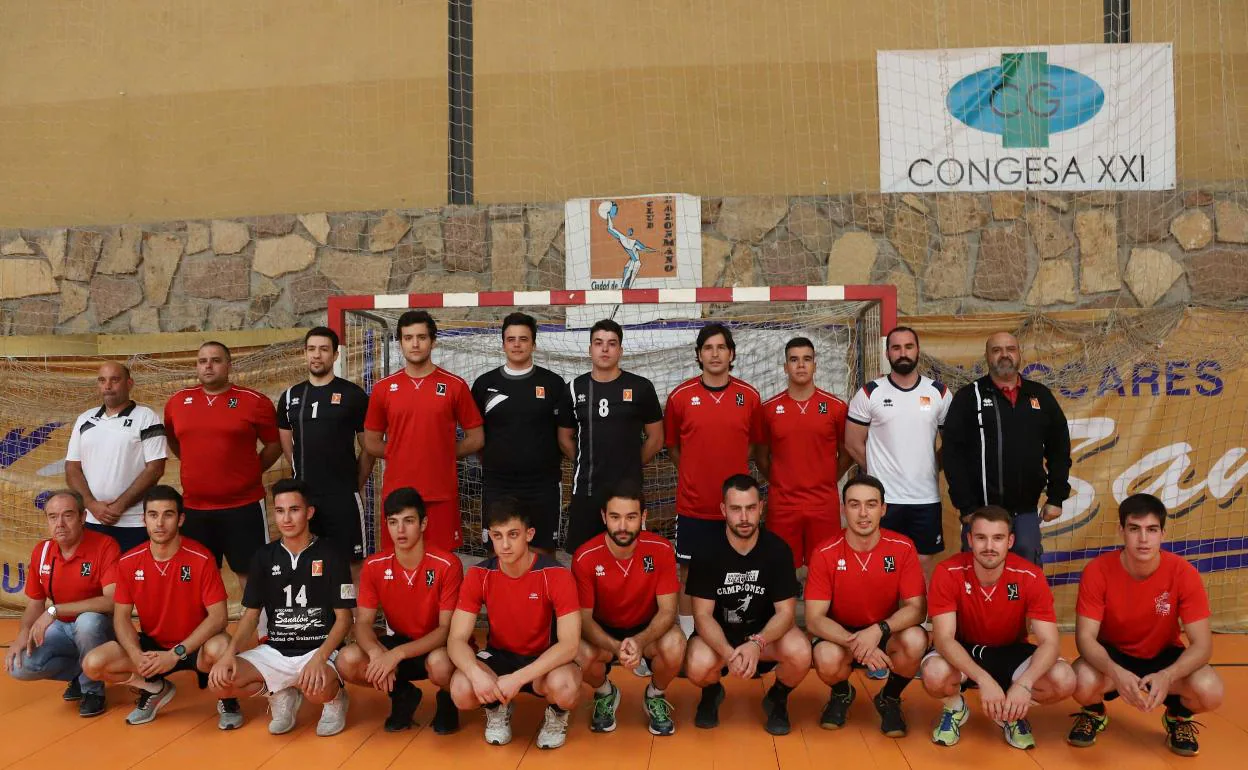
[483,702,513,745]
[126,680,176,725]
[536,706,570,750]
[874,692,907,738]
[316,688,349,737]
[589,683,621,733]
[866,667,889,680]
[431,690,459,735]
[268,687,303,735]
[1163,713,1202,757]
[1067,709,1108,747]
[931,699,969,746]
[762,688,791,736]
[384,685,422,733]
[633,660,652,678]
[217,698,244,730]
[79,691,106,718]
[694,683,725,729]
[1002,719,1036,750]
[820,684,856,730]
[645,693,675,736]
[63,679,83,702]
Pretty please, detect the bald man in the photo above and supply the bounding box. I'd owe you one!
[941,332,1071,566]
[66,362,168,552]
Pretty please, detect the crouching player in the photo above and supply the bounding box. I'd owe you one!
[573,482,686,735]
[336,488,462,733]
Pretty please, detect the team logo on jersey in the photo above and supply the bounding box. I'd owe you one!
[775,405,785,414]
[918,396,931,411]
[331,392,342,405]
[1006,583,1020,601]
[528,592,540,600]
[736,393,745,407]
[80,562,92,577]
[1030,396,1041,410]
[291,397,301,405]
[271,564,282,575]
[228,398,238,409]
[133,569,145,582]
[982,398,993,407]
[311,560,323,577]
[819,402,828,414]
[535,386,546,399]
[643,555,655,573]
[882,398,893,408]
[390,383,399,391]
[436,382,447,396]
[383,568,394,581]
[594,564,606,577]
[425,569,436,586]
[964,581,973,594]
[123,418,133,427]
[183,396,193,404]
[1154,591,1173,616]
[577,393,587,403]
[883,556,896,573]
[836,558,847,571]
[623,389,633,402]
[341,583,356,600]
[180,565,192,582]
[690,396,701,406]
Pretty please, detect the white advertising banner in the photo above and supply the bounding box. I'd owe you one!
[878,44,1175,192]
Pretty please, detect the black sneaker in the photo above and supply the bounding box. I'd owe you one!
[384,684,422,732]
[79,691,106,718]
[762,687,791,736]
[820,684,856,730]
[694,683,725,729]
[1163,713,1202,757]
[874,692,906,738]
[1067,709,1108,748]
[63,679,83,702]
[431,690,459,735]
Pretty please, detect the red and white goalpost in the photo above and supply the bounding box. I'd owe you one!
[327,284,897,553]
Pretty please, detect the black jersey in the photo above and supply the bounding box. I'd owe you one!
[686,529,799,640]
[277,378,368,499]
[472,365,571,489]
[243,536,356,656]
[558,370,663,499]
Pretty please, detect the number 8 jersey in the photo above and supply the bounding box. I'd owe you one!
[243,537,356,656]
[559,371,663,499]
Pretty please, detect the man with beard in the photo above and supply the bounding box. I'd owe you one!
[920,506,1075,750]
[942,332,1071,566]
[572,481,684,736]
[845,327,951,580]
[684,475,810,736]
[278,327,372,572]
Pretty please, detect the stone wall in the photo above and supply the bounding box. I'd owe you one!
[2,192,1247,336]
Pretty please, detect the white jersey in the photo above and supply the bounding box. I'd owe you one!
[65,402,167,527]
[847,375,951,504]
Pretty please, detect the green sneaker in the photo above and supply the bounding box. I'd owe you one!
[589,683,621,733]
[931,699,969,746]
[1067,709,1108,747]
[1002,718,1036,750]
[645,693,675,736]
[1163,713,1202,757]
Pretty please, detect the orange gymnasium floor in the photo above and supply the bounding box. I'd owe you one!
[0,621,1244,770]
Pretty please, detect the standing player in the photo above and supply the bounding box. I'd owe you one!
[335,488,462,734]
[757,337,851,569]
[471,312,571,555]
[806,474,928,736]
[685,475,811,736]
[572,482,685,736]
[165,341,282,589]
[364,310,484,552]
[1067,494,1223,757]
[665,323,762,637]
[65,361,167,552]
[448,500,582,750]
[6,491,119,717]
[278,327,372,572]
[845,327,951,580]
[81,486,234,727]
[207,479,355,737]
[920,506,1075,750]
[558,319,664,553]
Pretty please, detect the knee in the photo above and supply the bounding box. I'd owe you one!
[426,649,454,688]
[684,643,720,685]
[776,630,812,669]
[894,626,929,662]
[449,672,478,709]
[72,612,112,642]
[1071,658,1103,702]
[81,647,109,680]
[656,628,687,665]
[920,656,957,695]
[574,640,598,668]
[198,635,227,667]
[1044,660,1077,700]
[813,642,850,680]
[335,646,366,681]
[545,666,582,705]
[1189,667,1225,711]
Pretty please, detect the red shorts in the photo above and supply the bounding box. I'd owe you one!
[766,510,841,568]
[378,497,462,553]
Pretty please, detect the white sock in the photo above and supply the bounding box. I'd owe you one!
[942,694,965,712]
[678,615,695,638]
[646,682,664,698]
[594,679,613,697]
[126,674,163,694]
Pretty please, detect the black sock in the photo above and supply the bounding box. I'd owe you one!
[770,681,793,699]
[549,704,566,715]
[1164,694,1193,719]
[390,680,416,699]
[1084,702,1106,715]
[701,683,723,698]
[831,680,852,697]
[483,700,501,710]
[882,673,912,699]
[436,689,454,705]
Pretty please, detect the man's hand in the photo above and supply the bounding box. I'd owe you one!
[496,673,526,703]
[469,667,504,705]
[4,630,30,672]
[860,647,893,673]
[1002,682,1032,722]
[1109,663,1148,710]
[209,652,238,690]
[847,626,884,664]
[296,652,331,697]
[978,679,1007,721]
[30,611,54,647]
[617,637,642,670]
[1041,504,1063,523]
[1140,669,1175,712]
[137,650,178,678]
[365,647,401,692]
[728,641,761,680]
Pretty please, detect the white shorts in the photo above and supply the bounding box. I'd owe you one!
[238,644,341,694]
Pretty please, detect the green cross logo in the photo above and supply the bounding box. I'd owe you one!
[997,52,1051,148]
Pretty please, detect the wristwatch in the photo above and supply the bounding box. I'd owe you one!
[46,605,57,618]
[173,644,188,660]
[876,620,892,645]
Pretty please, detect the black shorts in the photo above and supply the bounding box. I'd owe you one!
[692,631,779,678]
[1103,644,1185,700]
[476,646,539,695]
[378,634,430,683]
[564,493,607,554]
[310,491,365,562]
[597,622,655,674]
[880,502,944,555]
[86,523,149,553]
[483,483,561,552]
[956,642,1036,692]
[182,501,269,574]
[138,633,208,688]
[674,515,724,564]
[812,624,889,670]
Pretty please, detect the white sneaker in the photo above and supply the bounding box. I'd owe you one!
[268,687,303,735]
[536,705,570,749]
[316,688,349,737]
[484,702,513,745]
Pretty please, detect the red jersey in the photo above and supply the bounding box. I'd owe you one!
[113,538,227,649]
[572,531,680,630]
[164,385,279,509]
[364,367,483,501]
[928,552,1056,647]
[758,389,848,516]
[664,376,763,520]
[457,553,578,657]
[1076,550,1210,660]
[805,529,926,629]
[26,530,120,621]
[359,547,463,640]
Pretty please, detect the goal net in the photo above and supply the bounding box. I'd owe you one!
[331,286,894,556]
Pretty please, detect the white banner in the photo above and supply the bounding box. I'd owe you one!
[878,44,1175,192]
